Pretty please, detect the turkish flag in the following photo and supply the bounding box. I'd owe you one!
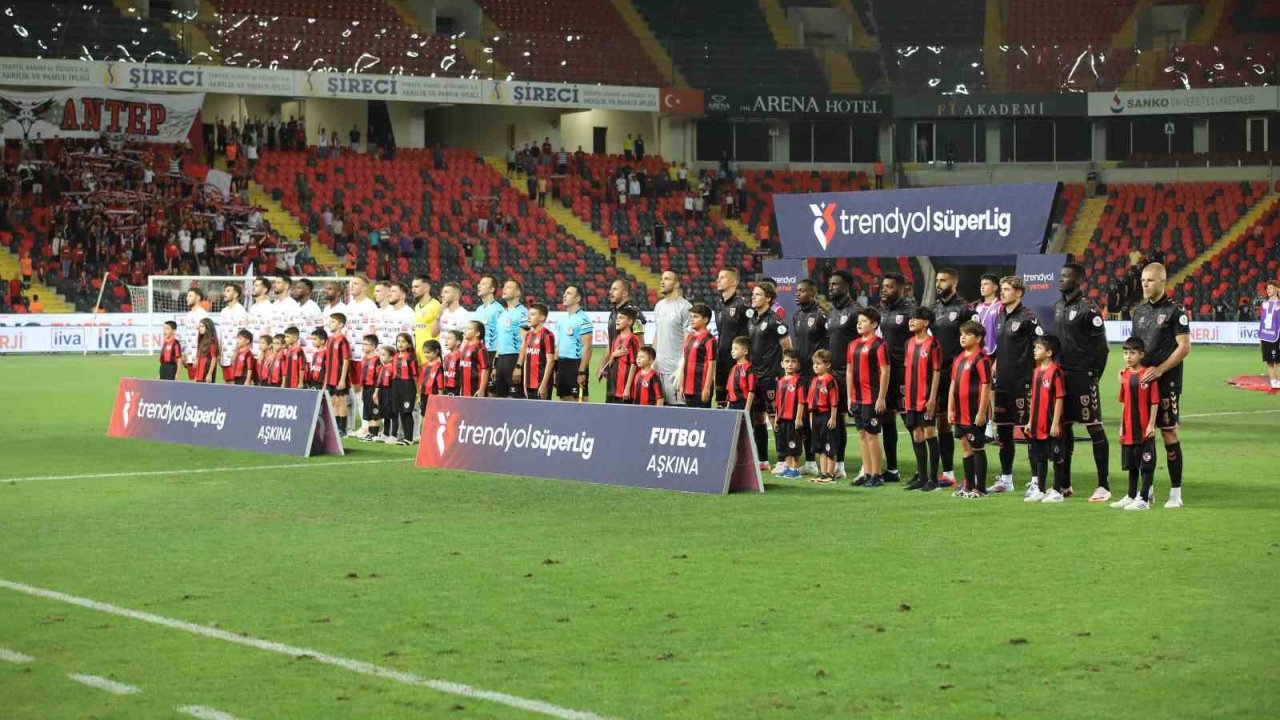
[660,88,705,115]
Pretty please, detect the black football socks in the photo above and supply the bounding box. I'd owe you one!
[1089,424,1110,490]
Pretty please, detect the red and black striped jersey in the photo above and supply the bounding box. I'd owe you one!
[457,340,489,397]
[419,360,443,397]
[160,337,182,364]
[229,347,256,384]
[309,346,327,385]
[392,350,419,382]
[194,343,219,383]
[377,363,394,388]
[323,334,352,386]
[442,352,460,390]
[950,348,992,426]
[775,374,805,421]
[1026,362,1065,440]
[524,326,557,390]
[281,346,308,388]
[263,353,283,386]
[631,368,664,406]
[358,355,380,386]
[903,335,941,412]
[726,361,756,403]
[681,330,716,395]
[1118,368,1159,445]
[807,373,839,414]
[609,332,640,398]
[846,335,888,405]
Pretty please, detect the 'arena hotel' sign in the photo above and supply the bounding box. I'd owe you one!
[706,89,888,117]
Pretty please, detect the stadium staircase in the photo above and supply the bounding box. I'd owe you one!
[833,0,876,50]
[608,0,689,88]
[247,182,343,271]
[483,157,659,297]
[982,0,1008,90]
[722,218,761,252]
[0,249,73,313]
[159,0,220,62]
[760,0,862,92]
[1065,196,1109,257]
[1171,190,1279,285]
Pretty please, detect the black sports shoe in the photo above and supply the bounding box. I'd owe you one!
[904,476,928,491]
[921,479,939,492]
[883,470,902,483]
[851,473,870,486]
[861,474,885,488]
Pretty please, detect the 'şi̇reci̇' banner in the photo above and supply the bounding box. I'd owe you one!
[0,87,203,143]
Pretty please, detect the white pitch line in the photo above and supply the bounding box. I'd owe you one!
[0,458,413,484]
[1183,408,1280,419]
[0,647,33,663]
[177,705,251,720]
[0,579,619,720]
[67,673,141,695]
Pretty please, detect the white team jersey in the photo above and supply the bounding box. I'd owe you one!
[439,305,471,337]
[181,306,208,364]
[248,298,273,317]
[322,302,348,320]
[344,297,379,359]
[379,304,416,346]
[217,303,250,364]
[298,299,322,318]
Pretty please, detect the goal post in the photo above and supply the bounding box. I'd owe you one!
[130,275,363,361]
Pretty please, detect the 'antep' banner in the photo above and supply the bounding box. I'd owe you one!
[417,396,762,494]
[107,378,344,457]
[774,182,1060,259]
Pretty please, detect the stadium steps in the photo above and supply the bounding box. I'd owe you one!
[1065,195,1108,258]
[609,0,689,88]
[722,217,761,253]
[817,49,864,93]
[1188,0,1225,42]
[982,0,1007,90]
[1170,192,1279,286]
[163,21,219,63]
[457,37,509,79]
[832,0,876,50]
[0,249,73,313]
[759,0,800,47]
[247,181,342,271]
[483,157,660,295]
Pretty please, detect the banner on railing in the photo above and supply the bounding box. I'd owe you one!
[416,396,762,494]
[107,378,344,457]
[0,87,203,142]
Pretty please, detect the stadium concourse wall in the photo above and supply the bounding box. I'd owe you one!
[0,313,1264,355]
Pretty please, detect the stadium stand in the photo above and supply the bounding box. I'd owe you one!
[475,0,666,86]
[1077,182,1269,312]
[204,0,474,76]
[3,0,185,63]
[252,148,643,309]
[631,0,827,92]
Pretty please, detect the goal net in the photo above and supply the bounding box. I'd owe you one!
[129,275,390,364]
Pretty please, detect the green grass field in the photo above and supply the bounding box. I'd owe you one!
[1,346,1277,720]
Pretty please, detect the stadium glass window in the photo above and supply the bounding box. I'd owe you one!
[935,120,982,164]
[851,121,878,163]
[1054,118,1092,162]
[696,120,735,162]
[734,123,774,162]
[1001,119,1055,162]
[1209,115,1247,155]
[814,122,852,163]
[790,122,815,162]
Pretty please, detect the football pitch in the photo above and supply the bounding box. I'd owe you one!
[1,346,1277,719]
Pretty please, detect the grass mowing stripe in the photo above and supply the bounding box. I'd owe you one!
[66,673,141,695]
[0,458,412,484]
[0,579,621,720]
[0,648,34,663]
[177,706,252,720]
